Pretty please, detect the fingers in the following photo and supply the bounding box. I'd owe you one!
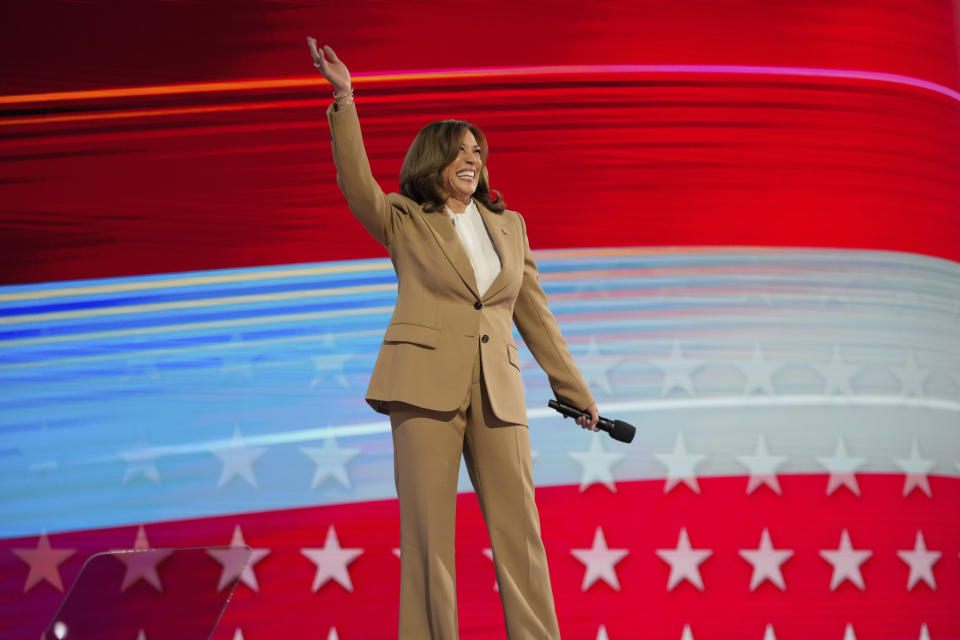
[324,45,341,64]
[306,37,320,59]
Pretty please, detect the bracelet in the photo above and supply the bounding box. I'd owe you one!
[333,86,354,104]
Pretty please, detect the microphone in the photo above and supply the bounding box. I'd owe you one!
[548,400,636,444]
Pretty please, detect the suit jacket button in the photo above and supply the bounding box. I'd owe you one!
[474,301,483,310]
[481,334,489,343]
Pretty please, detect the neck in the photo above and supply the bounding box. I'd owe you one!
[445,196,470,214]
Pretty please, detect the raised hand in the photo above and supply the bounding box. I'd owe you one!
[306,39,351,93]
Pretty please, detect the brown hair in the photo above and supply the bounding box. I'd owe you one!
[399,119,505,213]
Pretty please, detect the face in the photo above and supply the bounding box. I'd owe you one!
[440,129,483,204]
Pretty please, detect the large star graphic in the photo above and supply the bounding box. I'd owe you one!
[118,436,162,484]
[735,434,788,495]
[576,336,623,395]
[653,433,707,494]
[308,334,352,389]
[300,438,362,489]
[817,437,865,497]
[114,525,173,592]
[894,441,935,497]
[211,427,268,489]
[819,529,872,591]
[12,532,76,592]
[896,530,941,591]
[570,527,629,591]
[891,349,929,398]
[208,525,271,592]
[569,432,625,493]
[739,343,779,395]
[738,528,794,591]
[818,345,858,395]
[301,525,363,592]
[655,527,713,591]
[650,339,703,397]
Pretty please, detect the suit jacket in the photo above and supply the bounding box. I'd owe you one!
[327,101,594,425]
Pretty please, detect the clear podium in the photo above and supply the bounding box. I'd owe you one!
[42,546,252,640]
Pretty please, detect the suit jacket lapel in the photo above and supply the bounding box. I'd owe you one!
[423,207,480,298]
[476,201,513,302]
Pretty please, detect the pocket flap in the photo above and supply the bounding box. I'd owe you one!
[384,322,440,349]
[507,344,520,369]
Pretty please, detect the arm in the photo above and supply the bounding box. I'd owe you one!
[511,213,599,429]
[308,40,401,247]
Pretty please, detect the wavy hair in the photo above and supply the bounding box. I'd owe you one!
[399,119,505,213]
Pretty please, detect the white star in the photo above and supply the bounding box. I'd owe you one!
[680,624,695,640]
[817,437,865,496]
[819,529,872,591]
[595,625,610,640]
[569,432,625,492]
[843,623,858,640]
[232,630,245,640]
[653,433,706,494]
[301,525,363,592]
[220,334,255,377]
[897,530,941,591]
[115,525,173,592]
[892,349,929,397]
[762,624,778,640]
[136,630,148,640]
[212,427,268,489]
[894,441,935,497]
[23,421,60,475]
[651,339,703,397]
[308,334,351,388]
[918,623,931,640]
[12,532,75,592]
[656,528,712,591]
[208,525,270,592]
[738,528,794,591]
[577,336,623,395]
[819,345,858,395]
[570,527,629,591]
[482,548,498,592]
[119,436,161,484]
[327,629,340,640]
[300,438,361,489]
[736,435,788,495]
[739,343,778,395]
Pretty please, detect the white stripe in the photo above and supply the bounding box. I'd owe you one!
[0,305,396,349]
[0,283,398,326]
[75,393,959,463]
[0,261,394,303]
[0,327,386,372]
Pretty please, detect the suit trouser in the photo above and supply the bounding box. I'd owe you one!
[388,349,561,640]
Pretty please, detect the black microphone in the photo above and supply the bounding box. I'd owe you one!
[548,400,636,444]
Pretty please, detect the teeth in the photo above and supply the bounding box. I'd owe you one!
[457,171,475,179]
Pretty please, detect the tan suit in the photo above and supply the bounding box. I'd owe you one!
[327,100,594,639]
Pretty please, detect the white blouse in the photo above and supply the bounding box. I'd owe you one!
[446,200,502,296]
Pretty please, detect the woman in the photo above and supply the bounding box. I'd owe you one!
[307,39,599,639]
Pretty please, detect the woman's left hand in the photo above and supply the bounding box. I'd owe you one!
[576,404,600,431]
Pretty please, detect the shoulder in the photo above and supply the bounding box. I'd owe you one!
[502,208,527,233]
[387,192,423,213]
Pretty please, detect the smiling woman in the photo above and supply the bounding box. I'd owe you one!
[307,38,600,639]
[398,120,504,214]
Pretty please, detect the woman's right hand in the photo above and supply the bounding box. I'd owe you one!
[306,38,351,93]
